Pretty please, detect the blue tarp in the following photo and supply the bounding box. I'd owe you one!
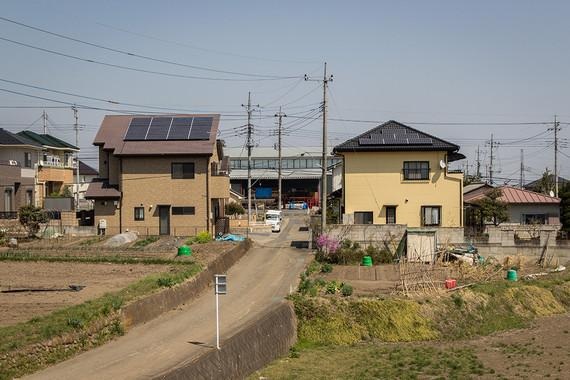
[216,234,245,242]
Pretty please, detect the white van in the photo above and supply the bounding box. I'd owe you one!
[265,210,282,233]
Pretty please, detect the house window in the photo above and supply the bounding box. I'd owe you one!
[422,206,441,226]
[523,214,546,225]
[403,161,430,180]
[26,190,33,206]
[24,152,32,168]
[134,207,144,221]
[386,206,396,224]
[172,206,195,215]
[4,189,13,211]
[171,163,195,179]
[354,211,373,224]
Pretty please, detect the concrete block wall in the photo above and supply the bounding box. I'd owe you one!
[157,302,297,380]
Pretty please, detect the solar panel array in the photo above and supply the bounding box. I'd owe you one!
[123,116,213,141]
[359,129,432,146]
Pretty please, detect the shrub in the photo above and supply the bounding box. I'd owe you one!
[341,283,353,297]
[157,277,175,287]
[321,263,333,273]
[18,205,49,237]
[225,202,245,216]
[365,244,393,264]
[321,239,364,265]
[325,280,341,294]
[187,231,212,245]
[315,234,340,262]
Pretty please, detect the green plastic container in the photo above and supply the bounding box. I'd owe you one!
[362,256,373,267]
[506,269,518,282]
[177,245,192,256]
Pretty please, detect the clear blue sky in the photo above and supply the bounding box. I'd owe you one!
[1,1,569,183]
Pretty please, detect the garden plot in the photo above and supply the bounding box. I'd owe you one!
[0,261,169,326]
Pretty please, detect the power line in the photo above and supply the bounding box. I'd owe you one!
[0,16,300,79]
[0,36,298,82]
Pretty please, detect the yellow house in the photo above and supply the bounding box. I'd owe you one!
[333,120,464,227]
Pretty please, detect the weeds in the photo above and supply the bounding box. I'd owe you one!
[132,236,159,248]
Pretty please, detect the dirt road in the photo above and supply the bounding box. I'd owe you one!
[26,215,311,380]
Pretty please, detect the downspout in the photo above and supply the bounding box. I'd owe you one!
[443,153,463,227]
[206,158,210,234]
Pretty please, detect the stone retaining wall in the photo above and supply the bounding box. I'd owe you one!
[121,239,252,328]
[156,301,297,380]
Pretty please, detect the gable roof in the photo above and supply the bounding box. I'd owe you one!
[94,114,220,156]
[465,185,560,205]
[17,130,78,151]
[79,161,98,176]
[0,128,42,148]
[525,175,569,191]
[333,120,461,155]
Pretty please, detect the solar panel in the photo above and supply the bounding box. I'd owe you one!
[124,117,151,140]
[146,117,172,140]
[189,117,213,140]
[167,117,193,140]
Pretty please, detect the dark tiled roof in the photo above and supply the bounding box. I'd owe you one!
[0,128,42,147]
[17,130,79,150]
[85,181,121,199]
[525,175,569,191]
[93,114,220,156]
[79,161,98,176]
[333,120,460,153]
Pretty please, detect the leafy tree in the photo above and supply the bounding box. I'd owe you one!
[474,188,508,226]
[18,205,49,237]
[534,170,554,195]
[559,183,570,231]
[225,202,245,216]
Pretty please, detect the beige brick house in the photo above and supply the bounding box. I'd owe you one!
[86,114,230,236]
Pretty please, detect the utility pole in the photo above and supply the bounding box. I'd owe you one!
[42,110,47,134]
[241,93,259,229]
[554,115,560,197]
[72,106,80,209]
[520,149,525,188]
[305,63,333,233]
[487,134,499,185]
[476,145,481,179]
[274,107,286,210]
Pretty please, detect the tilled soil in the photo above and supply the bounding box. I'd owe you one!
[0,261,170,327]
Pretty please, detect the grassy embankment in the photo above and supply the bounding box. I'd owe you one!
[0,253,201,380]
[252,262,570,379]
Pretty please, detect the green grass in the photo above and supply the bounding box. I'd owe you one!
[132,235,160,248]
[250,343,491,380]
[0,252,183,266]
[0,258,201,380]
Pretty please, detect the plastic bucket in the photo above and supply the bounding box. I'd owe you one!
[177,245,192,256]
[362,256,373,267]
[506,269,518,281]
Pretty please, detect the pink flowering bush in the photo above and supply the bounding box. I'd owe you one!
[315,233,340,261]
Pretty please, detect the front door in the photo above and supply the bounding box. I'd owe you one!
[158,206,170,235]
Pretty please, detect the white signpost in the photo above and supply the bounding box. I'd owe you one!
[214,274,227,350]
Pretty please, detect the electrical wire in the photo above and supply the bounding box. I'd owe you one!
[0,16,301,79]
[0,36,299,82]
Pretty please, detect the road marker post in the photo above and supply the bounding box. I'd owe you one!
[214,274,227,350]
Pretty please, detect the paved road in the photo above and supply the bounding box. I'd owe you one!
[26,215,311,380]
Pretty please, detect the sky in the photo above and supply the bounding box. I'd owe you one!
[1,1,569,185]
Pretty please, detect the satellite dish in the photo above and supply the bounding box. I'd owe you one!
[439,160,447,169]
[549,190,555,197]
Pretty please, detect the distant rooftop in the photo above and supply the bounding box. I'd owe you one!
[17,130,78,151]
[0,128,42,148]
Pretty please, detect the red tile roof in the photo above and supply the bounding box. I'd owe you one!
[465,185,560,205]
